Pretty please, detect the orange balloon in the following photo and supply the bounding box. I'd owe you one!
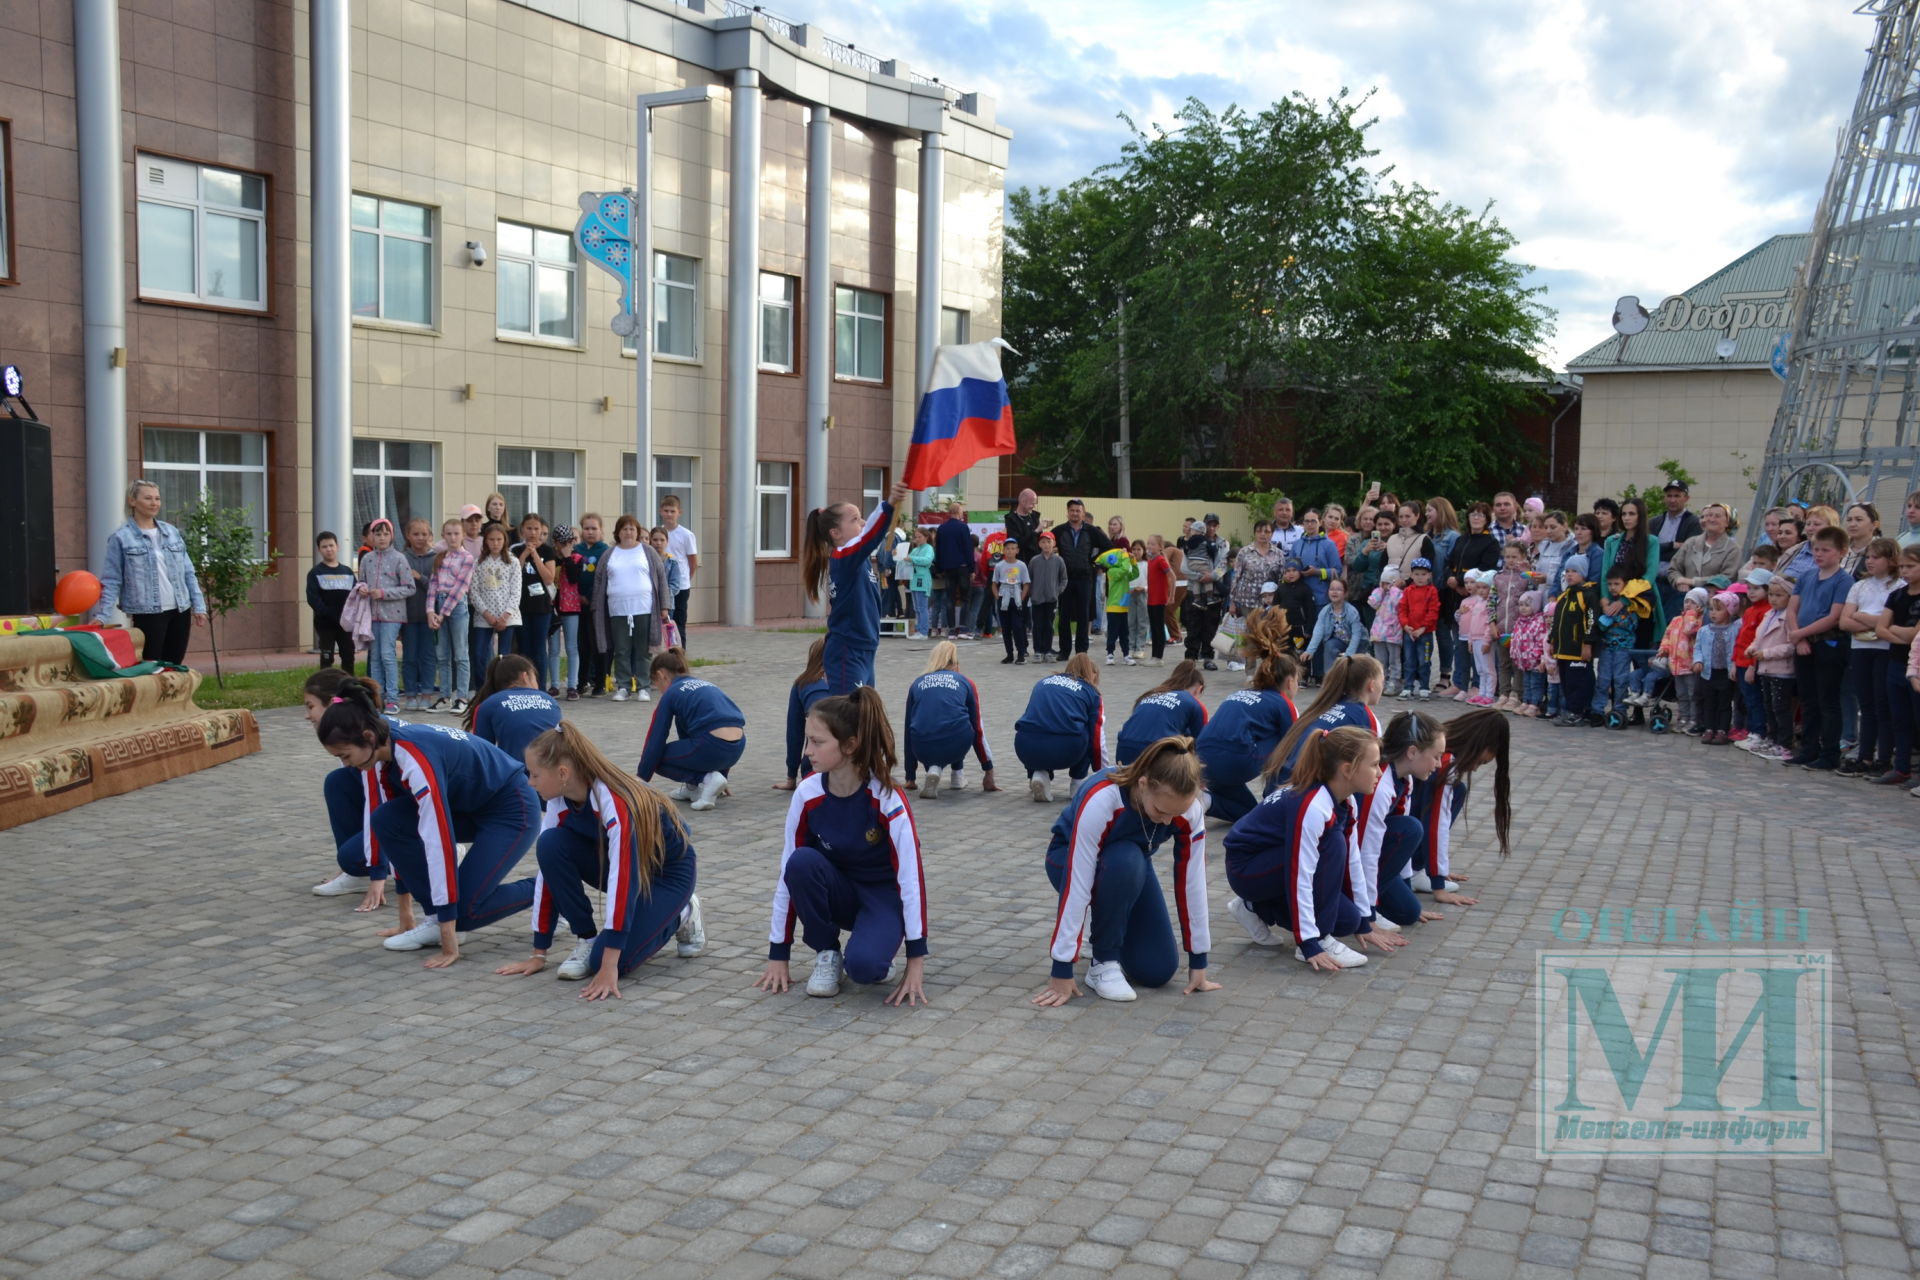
[54,571,102,617]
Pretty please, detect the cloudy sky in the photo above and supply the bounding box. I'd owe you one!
[817,0,1872,369]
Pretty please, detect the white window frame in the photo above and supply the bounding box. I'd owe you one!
[135,154,268,311]
[496,447,580,528]
[352,439,439,533]
[0,119,14,283]
[654,251,699,360]
[756,461,795,560]
[862,466,887,514]
[141,427,272,560]
[759,272,796,372]
[495,220,579,344]
[352,194,435,327]
[835,286,886,382]
[624,453,697,524]
[941,306,970,347]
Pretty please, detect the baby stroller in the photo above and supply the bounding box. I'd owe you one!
[1641,661,1677,734]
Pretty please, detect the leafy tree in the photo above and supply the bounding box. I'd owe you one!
[179,493,275,687]
[1003,94,1551,501]
[1620,458,1697,505]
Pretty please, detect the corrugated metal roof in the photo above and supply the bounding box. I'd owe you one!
[1567,234,1811,372]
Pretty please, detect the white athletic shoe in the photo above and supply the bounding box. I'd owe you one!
[689,772,726,811]
[1085,960,1137,1001]
[675,895,706,957]
[807,950,844,997]
[919,771,941,801]
[1410,873,1460,893]
[383,917,445,951]
[1324,937,1366,963]
[1371,917,1403,933]
[311,872,360,896]
[611,688,629,702]
[1124,656,1138,666]
[638,688,652,701]
[948,769,966,791]
[1298,942,1366,968]
[556,937,596,980]
[1029,772,1052,804]
[667,782,693,801]
[1228,660,1246,672]
[1105,654,1116,665]
[1229,897,1280,946]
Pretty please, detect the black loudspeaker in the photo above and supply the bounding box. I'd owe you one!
[0,416,55,614]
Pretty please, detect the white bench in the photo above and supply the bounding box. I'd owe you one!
[880,617,913,639]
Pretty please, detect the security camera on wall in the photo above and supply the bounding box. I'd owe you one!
[1715,338,1738,361]
[466,241,487,266]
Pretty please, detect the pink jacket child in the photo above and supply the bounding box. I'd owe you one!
[1457,592,1494,650]
[1747,604,1796,678]
[1510,595,1551,674]
[1369,577,1404,643]
[1653,600,1705,673]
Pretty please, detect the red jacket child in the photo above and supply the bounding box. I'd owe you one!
[1398,575,1440,635]
[1147,553,1173,607]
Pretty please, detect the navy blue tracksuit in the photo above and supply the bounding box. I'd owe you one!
[472,688,563,767]
[1013,673,1104,781]
[769,774,927,983]
[1265,700,1380,792]
[783,676,831,781]
[530,783,696,976]
[1194,689,1296,822]
[1115,689,1208,765]
[1222,782,1369,957]
[823,499,894,694]
[903,670,995,781]
[637,676,747,784]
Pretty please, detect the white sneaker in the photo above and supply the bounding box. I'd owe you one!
[1029,772,1052,804]
[1085,960,1137,1001]
[675,895,706,957]
[807,950,844,997]
[919,770,941,800]
[1372,917,1403,933]
[311,872,360,896]
[612,688,629,702]
[383,917,445,951]
[1410,873,1460,893]
[667,782,693,801]
[1124,656,1138,666]
[1298,941,1366,968]
[690,772,726,811]
[948,769,966,791]
[1229,897,1280,946]
[1228,660,1245,672]
[639,688,652,701]
[556,936,596,980]
[1105,654,1115,665]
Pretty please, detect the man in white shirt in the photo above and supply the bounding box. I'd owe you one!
[660,494,697,644]
[1268,496,1303,559]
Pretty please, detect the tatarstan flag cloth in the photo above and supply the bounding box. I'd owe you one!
[22,625,176,678]
[903,340,1016,490]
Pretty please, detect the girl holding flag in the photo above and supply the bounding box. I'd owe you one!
[802,480,913,694]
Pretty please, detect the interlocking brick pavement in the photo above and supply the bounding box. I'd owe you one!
[2,627,1918,1278]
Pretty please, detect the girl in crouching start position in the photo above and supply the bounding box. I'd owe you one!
[1406,708,1512,904]
[306,667,405,911]
[1221,726,1388,971]
[754,687,930,1006]
[494,723,705,1000]
[1356,710,1449,932]
[637,650,746,811]
[1033,737,1220,1005]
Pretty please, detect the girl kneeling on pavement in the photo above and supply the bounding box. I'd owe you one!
[1013,653,1106,804]
[754,687,930,1006]
[495,723,704,1000]
[1357,711,1449,931]
[1032,736,1220,1005]
[637,650,746,811]
[1407,708,1513,904]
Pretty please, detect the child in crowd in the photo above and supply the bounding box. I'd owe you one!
[1033,737,1219,1005]
[307,531,357,673]
[1013,653,1105,803]
[1550,556,1600,726]
[637,650,747,811]
[1691,592,1742,744]
[1398,558,1439,699]
[1840,538,1902,776]
[571,514,610,698]
[400,518,440,712]
[1872,545,1920,786]
[908,528,935,640]
[904,641,999,798]
[509,513,559,693]
[1730,569,1773,744]
[1302,577,1366,671]
[755,687,930,1006]
[356,517,415,714]
[1455,570,1496,706]
[1276,561,1317,669]
[1643,587,1708,732]
[1128,539,1151,656]
[1490,543,1534,710]
[1509,590,1550,716]
[1097,543,1137,665]
[1369,565,1405,695]
[1595,567,1646,727]
[994,541,1033,664]
[1785,526,1854,770]
[428,517,476,714]
[1535,510,1574,595]
[548,525,583,697]
[1747,577,1799,759]
[1029,532,1067,663]
[469,521,521,674]
[1145,536,1175,665]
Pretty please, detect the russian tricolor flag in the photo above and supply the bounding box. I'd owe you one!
[903,340,1016,490]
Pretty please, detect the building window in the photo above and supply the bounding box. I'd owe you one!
[496,221,577,343]
[835,286,885,382]
[862,466,887,513]
[756,461,795,559]
[941,306,970,347]
[625,453,697,522]
[352,195,433,326]
[136,155,268,311]
[352,440,438,534]
[759,273,796,371]
[654,252,698,358]
[141,427,271,559]
[0,120,14,283]
[497,447,579,527]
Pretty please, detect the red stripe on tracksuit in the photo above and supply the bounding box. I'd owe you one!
[394,741,459,908]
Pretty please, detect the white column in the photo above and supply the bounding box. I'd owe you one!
[724,69,763,627]
[310,0,353,548]
[74,0,127,573]
[915,129,944,505]
[802,105,832,617]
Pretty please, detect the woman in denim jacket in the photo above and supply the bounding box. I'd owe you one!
[92,479,207,665]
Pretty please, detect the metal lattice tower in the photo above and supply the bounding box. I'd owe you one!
[1749,0,1920,533]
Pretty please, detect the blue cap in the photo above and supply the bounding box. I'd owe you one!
[1411,557,1432,570]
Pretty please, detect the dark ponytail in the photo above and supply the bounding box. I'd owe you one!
[315,679,391,751]
[304,667,384,706]
[650,648,691,680]
[1379,709,1443,764]
[1443,709,1511,858]
[464,653,538,730]
[809,685,899,792]
[1135,658,1205,708]
[801,503,855,605]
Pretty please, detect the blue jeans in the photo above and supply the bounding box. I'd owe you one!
[1523,670,1547,709]
[1888,664,1917,773]
[1737,665,1766,737]
[401,620,435,698]
[517,616,551,690]
[436,605,471,700]
[1597,647,1632,712]
[912,590,929,634]
[369,621,401,705]
[1436,619,1458,684]
[548,613,580,690]
[473,624,511,675]
[1401,633,1431,690]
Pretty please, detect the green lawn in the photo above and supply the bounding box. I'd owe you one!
[192,657,736,713]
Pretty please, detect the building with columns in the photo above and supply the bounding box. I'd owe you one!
[7,0,1009,654]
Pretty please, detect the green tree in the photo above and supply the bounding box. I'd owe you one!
[1003,94,1550,499]
[180,492,275,687]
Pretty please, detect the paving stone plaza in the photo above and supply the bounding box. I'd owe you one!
[1,626,1916,1280]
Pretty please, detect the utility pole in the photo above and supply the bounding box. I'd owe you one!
[1115,293,1132,499]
